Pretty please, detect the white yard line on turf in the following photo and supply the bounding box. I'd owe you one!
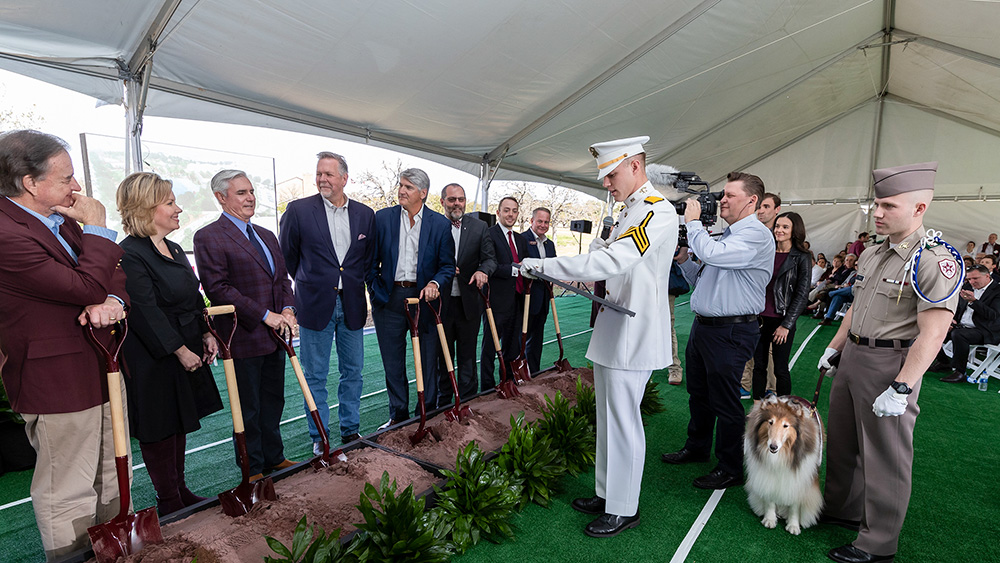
[0,328,597,514]
[668,324,819,560]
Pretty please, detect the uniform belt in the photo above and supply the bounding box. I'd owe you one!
[695,314,758,326]
[848,331,914,349]
[394,281,417,288]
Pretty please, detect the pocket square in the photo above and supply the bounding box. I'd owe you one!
[358,233,367,240]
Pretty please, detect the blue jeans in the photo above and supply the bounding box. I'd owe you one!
[825,286,854,319]
[298,298,364,441]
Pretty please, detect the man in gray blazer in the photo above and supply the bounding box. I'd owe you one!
[438,183,496,402]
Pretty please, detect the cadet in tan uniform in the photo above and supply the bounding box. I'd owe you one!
[817,162,960,563]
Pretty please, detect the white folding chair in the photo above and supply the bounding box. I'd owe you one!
[966,344,1000,392]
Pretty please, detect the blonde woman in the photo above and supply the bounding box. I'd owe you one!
[116,172,223,515]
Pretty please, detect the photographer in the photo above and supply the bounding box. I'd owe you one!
[661,172,775,490]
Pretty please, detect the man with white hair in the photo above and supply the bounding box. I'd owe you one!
[521,135,678,538]
[194,170,297,481]
[817,162,959,563]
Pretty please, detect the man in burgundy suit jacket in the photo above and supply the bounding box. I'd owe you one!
[194,170,296,480]
[0,130,129,559]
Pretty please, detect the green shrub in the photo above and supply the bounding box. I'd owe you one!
[496,413,565,509]
[353,472,450,563]
[640,378,666,423]
[574,376,596,429]
[536,391,595,476]
[264,515,361,563]
[433,441,520,554]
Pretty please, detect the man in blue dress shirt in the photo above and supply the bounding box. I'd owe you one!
[661,171,775,490]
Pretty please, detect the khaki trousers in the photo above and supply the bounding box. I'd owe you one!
[668,296,682,380]
[823,342,918,555]
[22,374,130,561]
[741,354,776,392]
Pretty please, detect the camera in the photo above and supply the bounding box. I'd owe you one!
[669,172,722,247]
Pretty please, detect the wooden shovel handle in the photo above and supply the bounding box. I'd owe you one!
[221,358,245,433]
[205,304,235,315]
[550,298,562,334]
[106,370,129,458]
[412,336,424,393]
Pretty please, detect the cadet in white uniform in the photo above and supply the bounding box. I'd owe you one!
[521,136,678,538]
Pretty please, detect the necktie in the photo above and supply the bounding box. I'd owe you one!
[452,220,462,228]
[508,230,524,294]
[247,224,273,274]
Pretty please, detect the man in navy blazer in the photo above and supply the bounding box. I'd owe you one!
[279,152,374,448]
[481,196,529,391]
[368,168,455,427]
[522,207,556,374]
[194,169,296,480]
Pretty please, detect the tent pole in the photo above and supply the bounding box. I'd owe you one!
[864,2,896,234]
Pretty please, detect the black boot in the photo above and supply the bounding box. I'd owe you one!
[174,434,207,506]
[140,436,185,516]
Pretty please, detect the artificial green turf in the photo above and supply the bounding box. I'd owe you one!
[2,297,998,562]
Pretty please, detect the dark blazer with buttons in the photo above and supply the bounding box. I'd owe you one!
[452,215,497,321]
[193,216,294,359]
[521,228,556,315]
[367,204,455,309]
[485,224,528,312]
[954,280,1000,342]
[279,194,375,332]
[0,197,129,414]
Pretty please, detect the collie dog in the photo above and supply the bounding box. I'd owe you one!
[743,394,824,535]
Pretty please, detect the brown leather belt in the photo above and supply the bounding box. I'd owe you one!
[394,281,417,288]
[848,331,913,349]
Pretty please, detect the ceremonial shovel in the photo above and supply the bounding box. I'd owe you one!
[269,327,344,468]
[85,319,165,563]
[404,298,431,444]
[509,279,533,382]
[548,283,572,372]
[427,297,472,422]
[204,305,277,517]
[479,284,521,398]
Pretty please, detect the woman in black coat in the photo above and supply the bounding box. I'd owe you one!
[116,172,223,515]
[752,211,811,401]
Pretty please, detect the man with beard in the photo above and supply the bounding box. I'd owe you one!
[436,183,496,402]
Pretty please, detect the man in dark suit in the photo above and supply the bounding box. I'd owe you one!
[978,255,1000,284]
[0,130,129,558]
[194,169,297,480]
[481,196,529,391]
[522,206,556,374]
[368,168,454,427]
[937,265,1000,382]
[279,152,374,449]
[437,183,496,403]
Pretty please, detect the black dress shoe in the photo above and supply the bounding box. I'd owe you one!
[341,433,362,444]
[939,370,967,383]
[584,512,640,538]
[692,468,743,490]
[661,448,710,464]
[818,513,861,531]
[571,496,606,515]
[827,544,894,562]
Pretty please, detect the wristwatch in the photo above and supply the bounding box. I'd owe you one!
[891,381,912,395]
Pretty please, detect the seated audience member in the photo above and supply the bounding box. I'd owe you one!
[116,172,223,515]
[811,256,830,287]
[963,241,977,259]
[818,271,858,326]
[981,233,999,259]
[979,255,1000,284]
[964,256,976,272]
[932,265,1000,382]
[807,253,856,315]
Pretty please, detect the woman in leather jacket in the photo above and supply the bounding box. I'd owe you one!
[752,211,811,401]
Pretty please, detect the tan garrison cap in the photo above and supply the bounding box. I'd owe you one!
[872,161,938,198]
[589,136,649,180]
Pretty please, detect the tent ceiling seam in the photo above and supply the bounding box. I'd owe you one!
[484,0,722,163]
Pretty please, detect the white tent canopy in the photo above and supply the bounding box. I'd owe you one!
[2,0,1000,257]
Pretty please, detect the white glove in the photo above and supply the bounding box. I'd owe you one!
[872,386,909,417]
[589,237,610,253]
[818,347,839,371]
[519,261,540,280]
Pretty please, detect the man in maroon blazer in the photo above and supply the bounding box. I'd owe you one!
[194,170,296,481]
[0,130,129,559]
